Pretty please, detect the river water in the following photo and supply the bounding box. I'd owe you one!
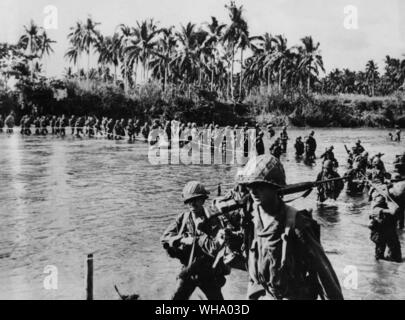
[0,128,404,300]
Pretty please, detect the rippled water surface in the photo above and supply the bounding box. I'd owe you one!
[0,128,404,300]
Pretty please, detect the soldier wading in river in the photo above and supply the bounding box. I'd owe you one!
[161,181,231,300]
[234,154,344,300]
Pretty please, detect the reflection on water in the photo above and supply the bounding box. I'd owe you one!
[0,128,404,300]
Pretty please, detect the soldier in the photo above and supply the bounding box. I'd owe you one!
[267,124,275,139]
[60,115,67,137]
[141,122,150,141]
[69,115,76,135]
[0,115,4,133]
[305,131,317,161]
[34,116,41,135]
[294,136,305,157]
[5,111,15,134]
[235,155,343,300]
[280,126,289,153]
[394,125,401,142]
[114,120,124,140]
[40,116,48,135]
[127,119,135,142]
[316,160,344,202]
[255,131,265,156]
[320,146,338,168]
[50,116,57,135]
[352,140,365,157]
[367,157,388,185]
[161,181,230,300]
[23,115,32,136]
[270,138,282,159]
[75,116,85,137]
[107,118,114,140]
[368,188,402,262]
[393,152,405,178]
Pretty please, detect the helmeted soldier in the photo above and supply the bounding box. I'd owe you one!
[305,131,317,161]
[5,111,15,134]
[270,138,282,159]
[368,156,388,185]
[368,189,402,262]
[161,181,230,300]
[316,160,344,202]
[235,155,343,300]
[352,140,365,156]
[320,146,338,167]
[280,126,289,153]
[295,136,305,157]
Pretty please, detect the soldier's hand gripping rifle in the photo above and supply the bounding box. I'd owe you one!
[211,176,349,217]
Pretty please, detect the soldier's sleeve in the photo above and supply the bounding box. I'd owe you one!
[160,212,185,248]
[197,234,222,258]
[296,214,344,300]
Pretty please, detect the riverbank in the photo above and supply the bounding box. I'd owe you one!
[251,92,405,128]
[1,80,404,128]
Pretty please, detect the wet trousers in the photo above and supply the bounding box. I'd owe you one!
[172,275,224,300]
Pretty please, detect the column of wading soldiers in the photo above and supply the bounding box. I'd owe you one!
[161,155,344,300]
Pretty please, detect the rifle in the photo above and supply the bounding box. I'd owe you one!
[278,176,348,196]
[210,176,349,217]
[344,145,352,157]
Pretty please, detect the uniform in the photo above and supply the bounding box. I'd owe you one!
[368,192,402,262]
[316,162,344,202]
[235,154,343,300]
[295,138,305,157]
[305,134,317,160]
[161,181,229,300]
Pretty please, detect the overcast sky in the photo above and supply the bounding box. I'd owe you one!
[0,0,404,77]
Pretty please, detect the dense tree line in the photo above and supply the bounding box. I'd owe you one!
[1,1,405,100]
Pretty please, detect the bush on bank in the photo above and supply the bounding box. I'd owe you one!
[247,91,405,128]
[0,79,404,127]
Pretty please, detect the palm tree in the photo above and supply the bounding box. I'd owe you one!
[365,60,379,96]
[297,36,325,92]
[18,20,42,78]
[270,35,290,91]
[204,17,226,91]
[96,34,120,82]
[116,24,133,91]
[150,26,177,92]
[172,22,199,96]
[82,16,101,76]
[130,19,162,82]
[222,1,248,100]
[38,30,56,74]
[66,21,85,73]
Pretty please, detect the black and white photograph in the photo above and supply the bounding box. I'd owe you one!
[0,0,405,302]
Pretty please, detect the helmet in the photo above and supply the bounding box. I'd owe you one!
[182,181,210,204]
[356,140,361,145]
[328,146,334,151]
[323,160,334,169]
[235,155,286,188]
[372,157,381,166]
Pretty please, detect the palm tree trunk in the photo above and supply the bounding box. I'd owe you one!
[231,44,235,100]
[307,75,311,93]
[239,49,243,99]
[211,67,214,91]
[267,70,270,93]
[164,65,168,92]
[278,65,282,91]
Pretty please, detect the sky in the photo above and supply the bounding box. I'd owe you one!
[0,0,404,77]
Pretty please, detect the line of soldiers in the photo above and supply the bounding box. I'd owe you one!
[161,155,344,300]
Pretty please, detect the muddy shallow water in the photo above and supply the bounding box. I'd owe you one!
[0,128,404,300]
